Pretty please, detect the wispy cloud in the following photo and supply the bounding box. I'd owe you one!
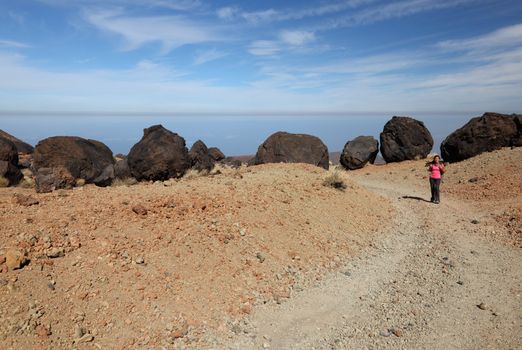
[248,40,281,56]
[217,0,374,24]
[0,39,31,49]
[84,9,225,53]
[37,0,202,11]
[280,30,316,46]
[193,48,228,65]
[321,0,476,29]
[437,23,522,51]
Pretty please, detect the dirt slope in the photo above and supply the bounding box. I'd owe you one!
[0,163,392,349]
[223,148,522,349]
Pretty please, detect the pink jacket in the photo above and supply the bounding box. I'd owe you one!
[429,164,444,179]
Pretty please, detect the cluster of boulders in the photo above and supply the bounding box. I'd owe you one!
[1,112,520,192]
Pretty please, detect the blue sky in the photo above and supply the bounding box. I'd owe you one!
[0,0,521,154]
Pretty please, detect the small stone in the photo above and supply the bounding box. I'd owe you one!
[392,328,403,337]
[256,252,266,263]
[5,249,28,270]
[457,280,464,285]
[35,324,51,337]
[471,219,480,224]
[77,333,94,343]
[47,282,55,291]
[239,228,246,236]
[379,330,391,337]
[132,205,148,216]
[14,194,39,207]
[47,247,65,258]
[263,343,270,349]
[74,325,85,339]
[135,257,144,264]
[477,302,488,310]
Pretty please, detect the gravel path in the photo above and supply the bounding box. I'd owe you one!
[223,173,522,349]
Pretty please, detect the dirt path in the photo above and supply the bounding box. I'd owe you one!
[221,173,522,349]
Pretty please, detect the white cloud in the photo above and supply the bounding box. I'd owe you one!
[84,9,225,53]
[319,0,476,29]
[218,0,375,24]
[248,40,281,56]
[37,0,202,11]
[193,48,228,65]
[0,39,31,49]
[280,30,316,46]
[216,7,239,21]
[437,23,522,51]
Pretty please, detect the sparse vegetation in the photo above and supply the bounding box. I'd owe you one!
[111,177,138,187]
[0,176,9,187]
[322,171,347,191]
[183,168,210,180]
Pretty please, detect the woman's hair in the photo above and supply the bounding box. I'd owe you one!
[433,155,440,161]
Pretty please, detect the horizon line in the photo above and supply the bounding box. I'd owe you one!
[0,109,498,118]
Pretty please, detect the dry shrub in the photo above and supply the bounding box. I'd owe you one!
[322,171,347,191]
[18,177,35,189]
[183,168,209,180]
[0,176,9,187]
[111,177,138,187]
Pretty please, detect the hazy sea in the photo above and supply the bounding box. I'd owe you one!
[0,113,479,156]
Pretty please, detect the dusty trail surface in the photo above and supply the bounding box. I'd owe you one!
[0,148,521,349]
[225,149,522,350]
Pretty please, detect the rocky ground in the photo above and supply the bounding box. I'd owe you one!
[0,163,391,349]
[0,148,521,349]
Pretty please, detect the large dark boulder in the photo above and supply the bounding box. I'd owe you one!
[114,158,132,179]
[128,125,191,181]
[253,131,329,169]
[0,137,23,186]
[33,136,115,192]
[208,147,225,161]
[380,116,433,163]
[441,112,521,162]
[0,129,34,154]
[340,136,379,170]
[189,140,214,172]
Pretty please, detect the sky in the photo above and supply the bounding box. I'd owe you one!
[0,0,521,155]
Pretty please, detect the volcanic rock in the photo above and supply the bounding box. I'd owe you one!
[128,125,191,181]
[189,140,215,172]
[208,147,226,161]
[0,129,34,154]
[441,113,522,162]
[0,136,23,186]
[253,131,329,169]
[380,117,433,163]
[33,136,115,192]
[340,136,379,170]
[114,158,132,179]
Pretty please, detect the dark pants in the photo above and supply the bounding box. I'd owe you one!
[430,178,441,202]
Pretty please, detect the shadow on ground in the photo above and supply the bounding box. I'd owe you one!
[400,195,432,203]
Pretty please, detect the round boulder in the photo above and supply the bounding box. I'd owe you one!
[189,140,215,172]
[441,112,521,162]
[0,129,34,154]
[253,131,329,169]
[33,136,115,192]
[208,147,225,162]
[340,136,379,170]
[128,125,190,181]
[380,116,433,163]
[0,136,23,186]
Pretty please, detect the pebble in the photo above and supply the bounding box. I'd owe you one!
[477,302,488,310]
[256,252,266,263]
[47,247,65,258]
[135,257,145,264]
[471,219,480,224]
[392,328,403,337]
[5,249,28,270]
[379,330,391,337]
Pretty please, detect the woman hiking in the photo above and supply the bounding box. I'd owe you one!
[427,155,445,204]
